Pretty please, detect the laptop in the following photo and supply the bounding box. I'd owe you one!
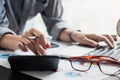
[82,42,120,80]
[84,42,120,60]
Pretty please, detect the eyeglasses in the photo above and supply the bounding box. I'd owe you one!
[63,56,120,75]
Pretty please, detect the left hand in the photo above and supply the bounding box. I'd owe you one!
[71,31,114,48]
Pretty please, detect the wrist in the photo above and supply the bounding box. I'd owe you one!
[0,34,21,50]
[68,32,76,42]
[59,28,81,43]
[68,30,81,43]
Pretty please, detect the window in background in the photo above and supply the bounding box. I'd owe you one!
[62,0,120,35]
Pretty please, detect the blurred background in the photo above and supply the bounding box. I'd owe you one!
[24,0,120,36]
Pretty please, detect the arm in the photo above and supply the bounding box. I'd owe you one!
[0,0,19,50]
[0,1,50,55]
[41,0,114,48]
[0,34,21,50]
[41,0,70,40]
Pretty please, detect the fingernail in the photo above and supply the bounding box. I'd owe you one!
[36,50,41,56]
[43,51,47,55]
[111,45,114,48]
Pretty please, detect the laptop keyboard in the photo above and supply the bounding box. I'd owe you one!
[84,42,120,60]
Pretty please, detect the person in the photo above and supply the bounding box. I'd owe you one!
[0,0,114,55]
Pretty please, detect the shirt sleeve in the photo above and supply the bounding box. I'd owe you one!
[41,0,70,40]
[0,0,15,38]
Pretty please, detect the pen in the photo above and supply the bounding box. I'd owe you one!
[28,36,59,48]
[28,36,38,40]
[28,36,53,41]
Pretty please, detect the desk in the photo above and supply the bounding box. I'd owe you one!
[0,41,120,80]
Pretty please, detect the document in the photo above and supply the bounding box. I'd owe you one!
[0,43,120,80]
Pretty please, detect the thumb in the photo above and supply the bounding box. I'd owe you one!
[45,41,51,48]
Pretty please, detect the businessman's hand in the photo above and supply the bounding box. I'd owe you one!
[18,28,51,55]
[71,31,114,48]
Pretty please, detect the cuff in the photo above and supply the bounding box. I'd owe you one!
[50,22,70,40]
[0,27,16,38]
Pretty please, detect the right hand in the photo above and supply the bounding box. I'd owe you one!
[18,28,51,55]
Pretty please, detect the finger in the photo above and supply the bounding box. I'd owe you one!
[35,45,46,55]
[29,28,42,37]
[26,40,38,54]
[32,37,46,55]
[22,37,46,55]
[23,31,35,44]
[36,50,42,56]
[86,34,114,48]
[78,37,98,47]
[97,36,114,48]
[37,35,46,49]
[103,35,114,46]
[45,41,51,48]
[101,36,114,48]
[29,28,46,49]
[18,42,28,52]
[85,34,100,42]
[23,31,31,38]
[20,37,37,54]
